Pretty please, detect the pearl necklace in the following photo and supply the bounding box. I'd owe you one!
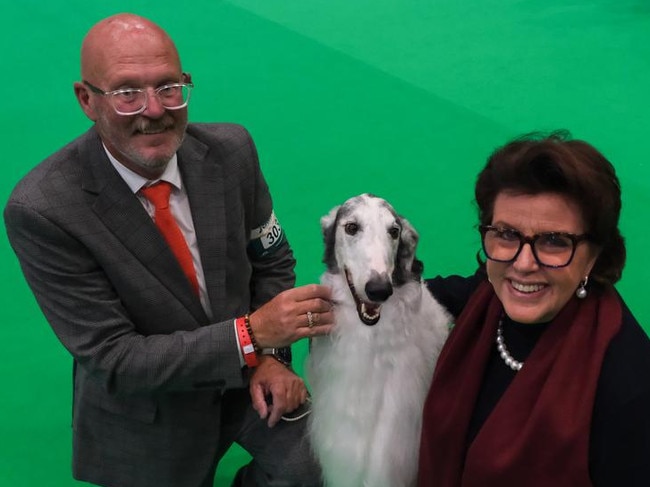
[496,320,524,371]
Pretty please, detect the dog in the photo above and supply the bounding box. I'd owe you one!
[307,193,451,487]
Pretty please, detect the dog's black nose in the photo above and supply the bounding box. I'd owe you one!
[365,279,393,302]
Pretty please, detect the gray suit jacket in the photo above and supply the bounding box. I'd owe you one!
[4,123,296,487]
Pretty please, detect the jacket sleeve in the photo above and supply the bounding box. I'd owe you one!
[242,131,296,311]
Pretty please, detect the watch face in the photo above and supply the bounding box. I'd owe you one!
[277,347,292,365]
[262,347,292,366]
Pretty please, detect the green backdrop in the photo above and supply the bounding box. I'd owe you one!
[2,1,649,485]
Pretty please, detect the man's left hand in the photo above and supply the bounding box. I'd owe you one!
[249,355,308,427]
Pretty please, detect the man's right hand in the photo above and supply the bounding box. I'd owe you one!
[249,284,334,348]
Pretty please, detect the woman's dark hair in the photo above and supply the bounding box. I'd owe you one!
[475,130,625,285]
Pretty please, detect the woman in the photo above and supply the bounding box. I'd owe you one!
[419,132,650,486]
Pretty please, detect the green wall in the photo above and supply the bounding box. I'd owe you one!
[2,1,649,485]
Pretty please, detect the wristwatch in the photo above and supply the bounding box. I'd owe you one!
[261,347,292,367]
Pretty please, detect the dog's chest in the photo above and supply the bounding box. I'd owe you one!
[310,289,437,419]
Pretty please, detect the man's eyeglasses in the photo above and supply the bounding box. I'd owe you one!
[83,78,193,116]
[479,225,590,268]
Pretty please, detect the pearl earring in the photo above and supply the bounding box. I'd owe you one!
[576,276,589,299]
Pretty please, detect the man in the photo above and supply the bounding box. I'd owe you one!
[4,13,332,487]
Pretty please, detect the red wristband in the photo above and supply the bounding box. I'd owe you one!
[236,315,259,368]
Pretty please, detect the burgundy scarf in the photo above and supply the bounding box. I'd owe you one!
[418,281,622,487]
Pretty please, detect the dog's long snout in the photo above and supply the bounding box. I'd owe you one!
[365,276,393,303]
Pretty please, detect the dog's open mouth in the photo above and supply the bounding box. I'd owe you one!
[345,269,381,326]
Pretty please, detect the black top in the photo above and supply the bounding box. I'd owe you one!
[426,272,650,486]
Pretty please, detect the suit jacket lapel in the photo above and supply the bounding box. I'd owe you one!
[178,134,227,321]
[80,128,207,325]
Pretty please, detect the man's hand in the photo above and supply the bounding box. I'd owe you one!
[249,355,308,427]
[249,284,334,348]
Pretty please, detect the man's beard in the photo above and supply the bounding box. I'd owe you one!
[97,113,186,173]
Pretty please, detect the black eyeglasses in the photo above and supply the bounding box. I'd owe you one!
[83,75,193,116]
[479,225,590,268]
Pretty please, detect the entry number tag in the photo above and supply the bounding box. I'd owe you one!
[249,211,285,257]
[259,213,282,249]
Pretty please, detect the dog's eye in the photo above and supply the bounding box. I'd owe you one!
[388,227,400,240]
[344,222,359,235]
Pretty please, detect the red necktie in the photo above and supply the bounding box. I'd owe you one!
[140,181,199,295]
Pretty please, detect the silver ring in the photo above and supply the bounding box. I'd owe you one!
[307,311,315,328]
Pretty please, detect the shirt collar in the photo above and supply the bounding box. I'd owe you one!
[103,144,182,193]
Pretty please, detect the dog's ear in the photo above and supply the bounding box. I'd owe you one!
[321,205,340,272]
[393,216,423,284]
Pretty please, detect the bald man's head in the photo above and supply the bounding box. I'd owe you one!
[80,14,181,82]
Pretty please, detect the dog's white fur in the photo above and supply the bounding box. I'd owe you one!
[308,194,451,487]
